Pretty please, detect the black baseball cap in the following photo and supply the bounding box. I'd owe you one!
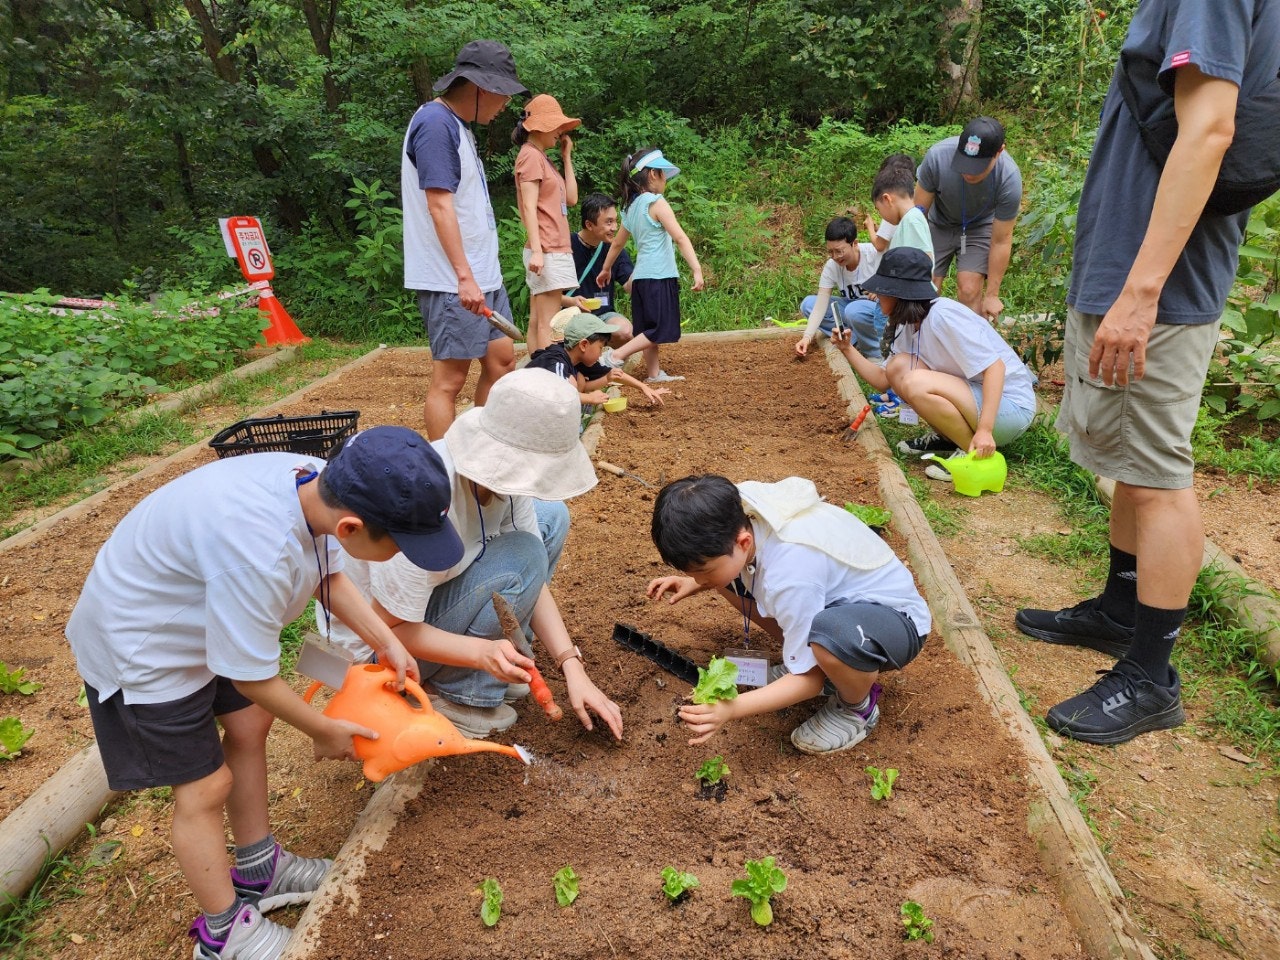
[862,247,939,302]
[433,40,528,96]
[323,426,463,571]
[951,117,1005,176]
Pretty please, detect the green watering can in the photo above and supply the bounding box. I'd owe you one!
[924,450,1008,497]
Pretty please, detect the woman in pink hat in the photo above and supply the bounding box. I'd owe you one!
[513,94,581,352]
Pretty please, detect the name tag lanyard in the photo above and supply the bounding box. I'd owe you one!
[296,470,332,641]
[958,168,1000,258]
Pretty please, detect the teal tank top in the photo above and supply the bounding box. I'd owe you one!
[623,193,677,280]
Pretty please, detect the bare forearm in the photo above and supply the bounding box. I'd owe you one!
[392,621,491,669]
[234,676,328,738]
[803,288,833,343]
[517,182,542,253]
[978,361,1005,433]
[725,672,825,721]
[324,573,402,661]
[986,233,1013,296]
[839,344,889,391]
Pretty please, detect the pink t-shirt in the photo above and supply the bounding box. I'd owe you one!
[514,143,571,253]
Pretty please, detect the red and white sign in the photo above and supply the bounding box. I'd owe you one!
[220,216,275,282]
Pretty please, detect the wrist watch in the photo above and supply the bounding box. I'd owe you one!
[555,645,583,670]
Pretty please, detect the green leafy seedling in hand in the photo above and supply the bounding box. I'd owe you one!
[732,856,787,926]
[901,900,935,942]
[0,662,42,696]
[0,717,33,760]
[843,502,893,528]
[479,878,503,927]
[553,865,579,907]
[660,866,700,902]
[866,765,899,801]
[695,755,730,786]
[691,656,739,705]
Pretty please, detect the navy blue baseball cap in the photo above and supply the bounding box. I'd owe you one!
[323,426,463,571]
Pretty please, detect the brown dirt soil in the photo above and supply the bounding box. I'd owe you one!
[4,339,1277,958]
[7,342,1080,960]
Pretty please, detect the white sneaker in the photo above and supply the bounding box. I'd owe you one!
[599,347,625,369]
[790,693,880,755]
[190,903,291,960]
[924,449,966,481]
[646,370,685,383]
[430,696,518,739]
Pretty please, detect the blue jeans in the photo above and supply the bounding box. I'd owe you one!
[799,295,887,359]
[420,499,569,708]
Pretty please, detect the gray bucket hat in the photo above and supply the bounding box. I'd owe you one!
[862,247,939,301]
[433,40,528,96]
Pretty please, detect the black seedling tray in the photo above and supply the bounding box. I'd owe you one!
[209,410,359,460]
[612,622,701,686]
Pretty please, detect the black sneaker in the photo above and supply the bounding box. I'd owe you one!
[1046,665,1185,745]
[1015,597,1133,658]
[896,432,957,456]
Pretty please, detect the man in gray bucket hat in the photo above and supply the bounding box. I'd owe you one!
[402,41,528,441]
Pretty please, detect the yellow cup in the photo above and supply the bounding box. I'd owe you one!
[602,396,628,413]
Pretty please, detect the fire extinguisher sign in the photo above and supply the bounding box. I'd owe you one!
[220,216,275,282]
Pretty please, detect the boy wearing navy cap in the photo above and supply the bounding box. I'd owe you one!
[66,426,462,960]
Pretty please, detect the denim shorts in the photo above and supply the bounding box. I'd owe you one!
[807,600,925,673]
[967,383,1036,446]
[417,286,511,361]
[86,676,252,791]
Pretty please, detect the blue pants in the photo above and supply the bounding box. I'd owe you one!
[420,499,569,708]
[799,295,887,359]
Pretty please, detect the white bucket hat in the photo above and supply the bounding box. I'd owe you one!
[444,369,598,499]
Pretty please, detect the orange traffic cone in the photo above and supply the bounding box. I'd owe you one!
[258,286,309,345]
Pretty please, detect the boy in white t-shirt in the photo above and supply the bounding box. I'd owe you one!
[648,474,931,755]
[794,215,886,359]
[66,427,464,960]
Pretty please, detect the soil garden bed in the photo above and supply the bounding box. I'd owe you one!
[3,337,1276,958]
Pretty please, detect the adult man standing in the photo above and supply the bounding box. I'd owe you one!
[915,117,1022,321]
[1017,0,1279,744]
[403,40,526,440]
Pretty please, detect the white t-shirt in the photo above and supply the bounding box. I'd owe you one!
[329,440,538,657]
[67,454,343,704]
[817,243,881,299]
[747,522,931,676]
[890,297,1036,409]
[401,102,503,293]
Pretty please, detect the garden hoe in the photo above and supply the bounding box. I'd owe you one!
[596,460,653,488]
[491,593,563,721]
[479,305,524,341]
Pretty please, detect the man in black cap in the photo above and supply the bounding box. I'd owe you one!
[66,426,463,959]
[401,40,528,440]
[915,117,1023,321]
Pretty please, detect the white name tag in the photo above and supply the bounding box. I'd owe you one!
[725,649,769,688]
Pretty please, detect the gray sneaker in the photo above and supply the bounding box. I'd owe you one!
[232,846,331,912]
[190,903,291,960]
[599,346,625,369]
[430,697,518,740]
[790,692,881,755]
[503,683,531,704]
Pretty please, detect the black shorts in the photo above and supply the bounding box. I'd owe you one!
[631,277,681,345]
[86,677,254,791]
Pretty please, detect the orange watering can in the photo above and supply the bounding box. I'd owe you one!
[303,663,531,781]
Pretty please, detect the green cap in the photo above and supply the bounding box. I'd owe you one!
[563,313,617,347]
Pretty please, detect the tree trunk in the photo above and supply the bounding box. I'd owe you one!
[300,0,342,111]
[940,0,982,117]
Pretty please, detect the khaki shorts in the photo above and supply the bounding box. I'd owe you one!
[1056,308,1218,489]
[523,250,577,295]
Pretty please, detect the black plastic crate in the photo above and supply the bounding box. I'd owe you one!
[209,410,360,460]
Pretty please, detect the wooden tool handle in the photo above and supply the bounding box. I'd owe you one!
[596,461,627,477]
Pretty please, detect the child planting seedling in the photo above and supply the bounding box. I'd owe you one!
[553,865,580,906]
[479,878,503,927]
[660,867,700,904]
[866,765,899,801]
[695,754,730,801]
[732,856,787,927]
[901,900,935,942]
[649,475,931,754]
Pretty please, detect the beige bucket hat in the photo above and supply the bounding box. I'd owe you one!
[444,369,597,499]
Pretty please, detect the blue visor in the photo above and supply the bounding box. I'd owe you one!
[632,149,680,182]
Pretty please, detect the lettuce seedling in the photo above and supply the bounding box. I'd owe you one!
[691,656,739,705]
[695,755,730,787]
[479,878,503,927]
[553,865,579,907]
[0,661,41,696]
[660,867,700,902]
[866,765,899,801]
[731,856,787,926]
[0,717,33,760]
[843,502,892,528]
[901,900,935,942]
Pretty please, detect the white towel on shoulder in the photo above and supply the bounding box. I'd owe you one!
[738,477,894,572]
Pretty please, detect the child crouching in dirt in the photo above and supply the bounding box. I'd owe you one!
[647,474,931,754]
[526,307,668,407]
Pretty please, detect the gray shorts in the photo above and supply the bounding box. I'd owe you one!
[808,600,925,673]
[1056,308,1218,489]
[85,677,253,791]
[417,287,512,361]
[930,219,992,277]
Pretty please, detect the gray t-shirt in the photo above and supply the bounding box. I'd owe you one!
[1068,0,1280,325]
[917,138,1023,230]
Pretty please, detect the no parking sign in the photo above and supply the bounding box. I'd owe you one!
[220,216,275,282]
